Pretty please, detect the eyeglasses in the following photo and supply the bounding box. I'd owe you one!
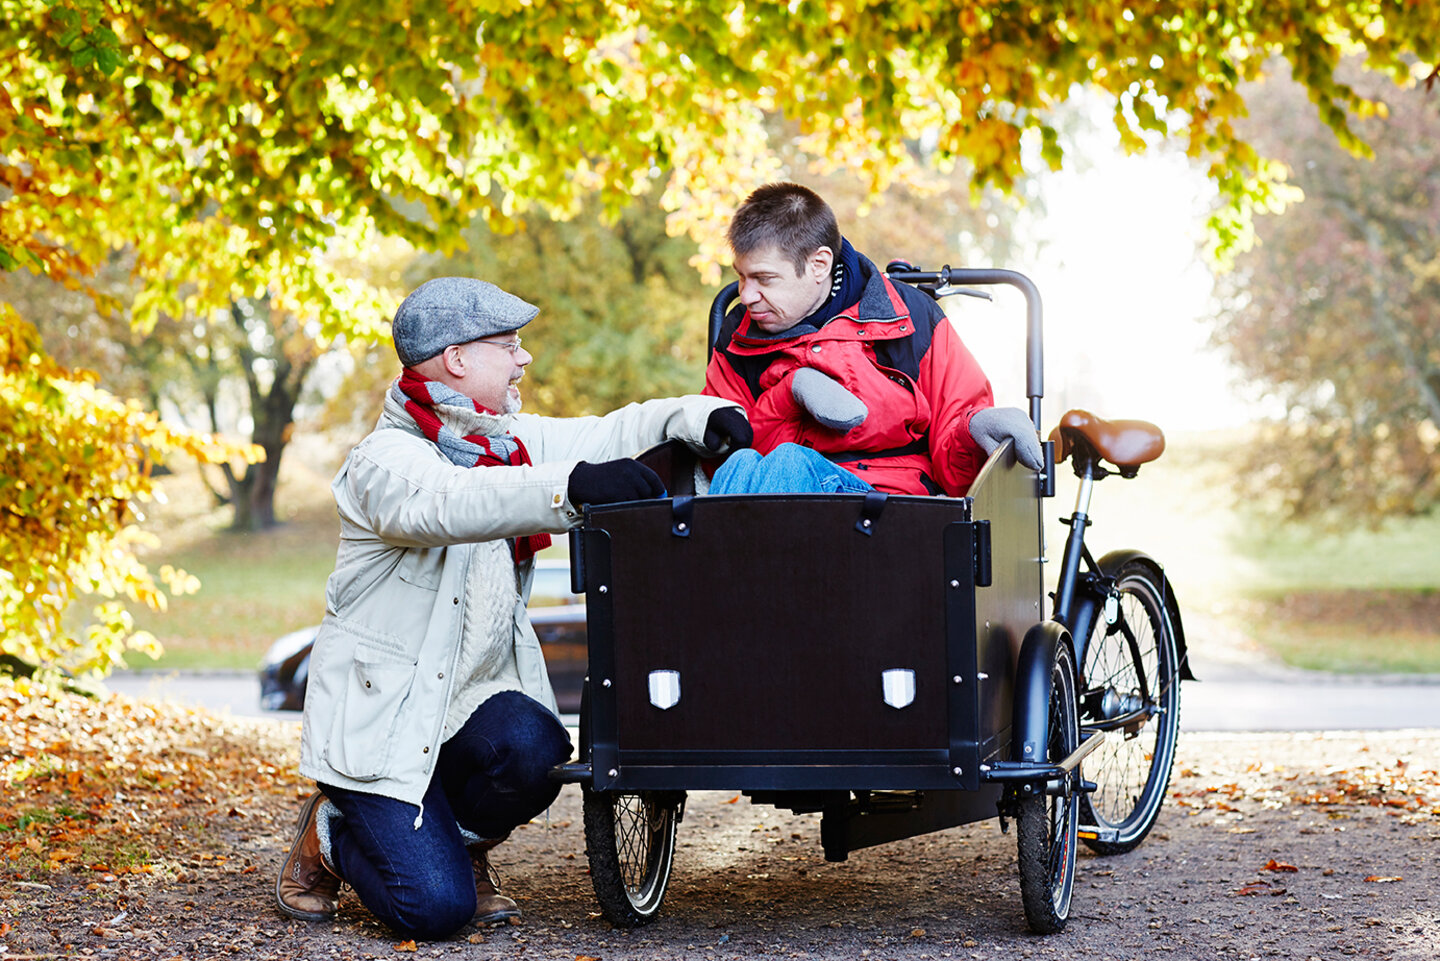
[472,337,523,355]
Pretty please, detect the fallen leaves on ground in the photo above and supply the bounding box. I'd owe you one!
[0,676,304,884]
[1172,743,1440,823]
[1234,880,1282,896]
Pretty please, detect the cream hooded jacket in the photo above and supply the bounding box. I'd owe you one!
[298,391,739,812]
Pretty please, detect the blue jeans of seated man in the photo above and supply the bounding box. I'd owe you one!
[708,442,872,495]
[319,691,572,941]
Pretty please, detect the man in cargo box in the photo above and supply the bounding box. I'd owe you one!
[704,182,1041,496]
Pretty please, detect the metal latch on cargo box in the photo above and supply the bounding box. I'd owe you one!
[671,494,694,537]
[854,491,888,536]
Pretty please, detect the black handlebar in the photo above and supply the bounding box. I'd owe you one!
[886,266,1045,429]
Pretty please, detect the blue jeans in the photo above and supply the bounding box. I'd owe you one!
[319,691,572,940]
[708,442,873,494]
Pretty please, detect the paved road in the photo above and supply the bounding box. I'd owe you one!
[106,651,1440,731]
[1183,658,1440,730]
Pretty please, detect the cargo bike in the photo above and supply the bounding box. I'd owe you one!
[551,266,1193,933]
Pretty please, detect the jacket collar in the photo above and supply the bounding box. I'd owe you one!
[380,385,423,434]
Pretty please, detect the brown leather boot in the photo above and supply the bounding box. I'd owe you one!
[468,838,520,924]
[276,792,342,921]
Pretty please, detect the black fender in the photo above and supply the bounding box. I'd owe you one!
[1094,550,1195,682]
[1012,620,1074,764]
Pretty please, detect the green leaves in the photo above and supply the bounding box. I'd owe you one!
[6,0,1436,329]
[0,0,1437,681]
[0,305,257,681]
[46,0,122,74]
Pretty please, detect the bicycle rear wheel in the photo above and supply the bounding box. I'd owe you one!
[1077,560,1181,854]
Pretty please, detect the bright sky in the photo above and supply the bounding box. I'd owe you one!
[947,136,1269,434]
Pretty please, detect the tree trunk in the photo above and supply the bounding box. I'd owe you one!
[228,456,282,531]
[225,297,315,532]
[1361,220,1440,429]
[227,369,302,532]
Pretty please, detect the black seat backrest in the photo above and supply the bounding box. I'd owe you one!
[708,281,740,359]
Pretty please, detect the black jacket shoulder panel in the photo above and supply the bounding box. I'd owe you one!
[872,281,940,380]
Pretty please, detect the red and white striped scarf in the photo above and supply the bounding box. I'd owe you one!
[393,370,552,562]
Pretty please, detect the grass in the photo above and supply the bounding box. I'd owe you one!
[1229,509,1440,593]
[124,449,342,672]
[118,429,1440,676]
[123,445,570,672]
[129,508,337,670]
[1240,590,1440,674]
[1222,510,1440,673]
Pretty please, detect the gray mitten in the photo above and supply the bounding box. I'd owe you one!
[969,406,1044,470]
[791,367,868,432]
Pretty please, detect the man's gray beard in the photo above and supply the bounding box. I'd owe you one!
[504,391,522,415]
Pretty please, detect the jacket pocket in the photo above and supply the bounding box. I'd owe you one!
[397,546,445,591]
[325,645,419,781]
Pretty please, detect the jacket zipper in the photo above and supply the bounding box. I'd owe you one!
[415,543,472,830]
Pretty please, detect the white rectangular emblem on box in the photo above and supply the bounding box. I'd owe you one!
[882,668,916,709]
[648,669,681,710]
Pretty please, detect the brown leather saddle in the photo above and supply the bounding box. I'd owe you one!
[1049,409,1165,477]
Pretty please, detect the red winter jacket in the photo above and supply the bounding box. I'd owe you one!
[703,253,994,496]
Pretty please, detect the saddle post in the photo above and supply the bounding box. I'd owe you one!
[1052,445,1100,625]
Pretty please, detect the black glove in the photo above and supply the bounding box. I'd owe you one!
[701,407,754,455]
[567,459,665,506]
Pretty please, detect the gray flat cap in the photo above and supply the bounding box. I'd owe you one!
[391,277,539,366]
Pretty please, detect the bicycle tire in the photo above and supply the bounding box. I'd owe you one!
[582,786,682,926]
[1077,560,1182,854]
[1016,640,1080,934]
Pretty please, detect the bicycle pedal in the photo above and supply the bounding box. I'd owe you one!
[1077,823,1119,843]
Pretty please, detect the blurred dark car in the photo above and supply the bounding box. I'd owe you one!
[259,559,587,714]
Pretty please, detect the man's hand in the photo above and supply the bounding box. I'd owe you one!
[567,459,665,506]
[968,407,1044,471]
[701,407,754,455]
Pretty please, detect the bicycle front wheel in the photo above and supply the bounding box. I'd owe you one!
[1016,638,1080,934]
[1077,560,1181,854]
[582,787,683,926]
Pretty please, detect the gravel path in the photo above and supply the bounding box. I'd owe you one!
[7,727,1437,960]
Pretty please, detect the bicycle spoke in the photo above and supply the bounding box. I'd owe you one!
[1077,564,1182,853]
[613,796,654,891]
